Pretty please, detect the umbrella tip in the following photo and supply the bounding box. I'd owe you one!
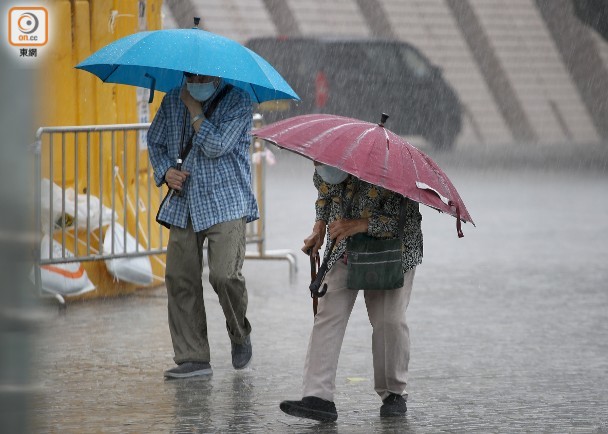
[379,113,389,127]
[193,17,201,29]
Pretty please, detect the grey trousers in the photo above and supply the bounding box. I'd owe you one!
[165,218,251,364]
[302,259,416,402]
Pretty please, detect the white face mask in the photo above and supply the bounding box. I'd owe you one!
[187,81,217,102]
[315,164,349,184]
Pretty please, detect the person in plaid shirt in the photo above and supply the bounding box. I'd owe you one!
[148,73,259,379]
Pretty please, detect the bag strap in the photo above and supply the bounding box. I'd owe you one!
[395,196,407,239]
[178,84,234,166]
[342,177,406,239]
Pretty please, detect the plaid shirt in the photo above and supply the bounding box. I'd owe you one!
[147,83,259,232]
[314,172,423,273]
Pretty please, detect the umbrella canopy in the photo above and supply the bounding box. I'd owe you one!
[76,29,300,104]
[253,114,474,237]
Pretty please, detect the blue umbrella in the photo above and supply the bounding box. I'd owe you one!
[75,28,299,103]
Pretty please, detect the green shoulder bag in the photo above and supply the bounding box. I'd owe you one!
[346,233,404,290]
[345,191,406,290]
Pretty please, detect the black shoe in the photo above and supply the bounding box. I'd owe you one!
[280,396,338,422]
[231,335,252,369]
[380,393,407,417]
[163,362,213,379]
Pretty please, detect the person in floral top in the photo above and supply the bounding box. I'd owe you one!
[280,163,423,422]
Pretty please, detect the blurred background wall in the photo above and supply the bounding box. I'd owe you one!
[162,0,608,150]
[37,0,608,149]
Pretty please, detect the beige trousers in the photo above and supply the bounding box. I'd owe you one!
[165,218,251,365]
[302,259,415,402]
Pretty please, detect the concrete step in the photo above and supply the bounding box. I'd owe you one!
[380,0,513,146]
[286,0,370,37]
[188,0,277,42]
[469,0,599,144]
[160,0,603,146]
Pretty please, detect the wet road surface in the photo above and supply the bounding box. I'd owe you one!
[34,145,608,433]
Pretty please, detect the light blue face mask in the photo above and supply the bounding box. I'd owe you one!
[315,164,349,184]
[187,81,217,102]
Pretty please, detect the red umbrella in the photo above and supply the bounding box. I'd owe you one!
[253,113,474,237]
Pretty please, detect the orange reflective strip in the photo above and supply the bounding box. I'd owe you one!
[41,264,85,279]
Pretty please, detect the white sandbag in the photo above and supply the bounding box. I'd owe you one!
[40,179,63,234]
[103,222,153,286]
[40,179,116,234]
[34,235,96,296]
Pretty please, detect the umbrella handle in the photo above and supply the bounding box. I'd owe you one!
[309,263,328,297]
[308,248,320,281]
[145,73,156,103]
[309,239,335,297]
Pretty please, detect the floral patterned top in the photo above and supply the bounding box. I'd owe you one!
[314,171,423,274]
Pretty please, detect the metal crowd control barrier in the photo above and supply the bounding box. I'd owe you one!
[33,122,296,304]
